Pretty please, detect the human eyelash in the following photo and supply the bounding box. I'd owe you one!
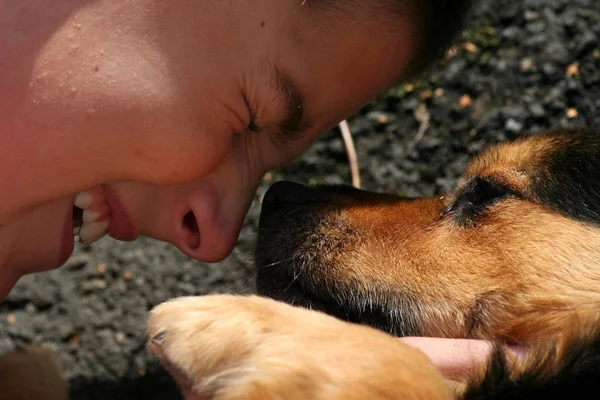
[244,96,262,133]
[242,88,261,133]
[248,111,261,133]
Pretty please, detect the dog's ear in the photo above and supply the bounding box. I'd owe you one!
[530,129,600,225]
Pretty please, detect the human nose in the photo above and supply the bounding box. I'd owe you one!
[133,133,267,263]
[136,175,255,263]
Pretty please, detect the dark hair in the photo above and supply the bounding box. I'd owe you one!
[308,0,475,80]
[405,0,475,78]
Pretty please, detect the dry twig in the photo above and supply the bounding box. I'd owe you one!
[413,102,431,143]
[338,120,361,188]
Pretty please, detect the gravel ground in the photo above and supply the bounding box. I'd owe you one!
[1,0,599,398]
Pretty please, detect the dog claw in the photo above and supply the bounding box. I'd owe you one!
[151,331,167,346]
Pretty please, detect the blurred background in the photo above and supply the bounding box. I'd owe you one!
[1,0,599,398]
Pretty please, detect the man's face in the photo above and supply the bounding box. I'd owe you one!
[0,0,415,298]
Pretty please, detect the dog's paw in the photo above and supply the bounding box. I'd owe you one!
[147,294,451,400]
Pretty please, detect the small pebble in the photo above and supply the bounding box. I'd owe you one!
[420,90,433,100]
[115,332,126,344]
[520,58,532,71]
[529,103,545,117]
[69,336,80,345]
[566,63,579,78]
[463,42,478,53]
[459,94,472,109]
[505,118,523,133]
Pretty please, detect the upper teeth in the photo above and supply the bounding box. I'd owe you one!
[74,191,110,245]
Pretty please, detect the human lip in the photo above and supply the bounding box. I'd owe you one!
[70,185,136,244]
[102,185,137,241]
[59,198,76,266]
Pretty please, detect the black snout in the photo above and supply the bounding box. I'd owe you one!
[262,181,326,208]
[259,181,330,224]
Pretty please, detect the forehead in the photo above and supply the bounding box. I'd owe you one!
[303,0,407,25]
[283,7,416,133]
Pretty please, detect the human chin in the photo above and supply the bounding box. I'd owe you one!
[1,198,76,278]
[0,271,19,301]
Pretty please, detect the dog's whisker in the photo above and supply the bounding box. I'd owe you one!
[282,208,304,219]
[284,259,307,292]
[257,257,295,269]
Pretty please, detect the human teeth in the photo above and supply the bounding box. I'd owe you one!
[83,209,102,223]
[73,189,112,244]
[74,191,94,209]
[79,220,109,245]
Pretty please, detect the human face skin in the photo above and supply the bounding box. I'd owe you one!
[0,0,415,299]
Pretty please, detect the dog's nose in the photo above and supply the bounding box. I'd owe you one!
[262,181,324,208]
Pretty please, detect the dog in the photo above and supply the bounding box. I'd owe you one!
[147,128,600,399]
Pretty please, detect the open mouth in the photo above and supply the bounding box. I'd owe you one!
[71,189,111,245]
[72,205,83,241]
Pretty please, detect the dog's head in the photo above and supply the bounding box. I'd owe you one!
[256,129,600,344]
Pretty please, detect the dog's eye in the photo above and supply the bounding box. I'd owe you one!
[445,178,510,225]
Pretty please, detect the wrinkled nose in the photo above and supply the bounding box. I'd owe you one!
[262,181,326,210]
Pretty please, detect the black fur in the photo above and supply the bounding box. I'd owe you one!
[446,177,514,227]
[529,129,600,225]
[464,326,600,399]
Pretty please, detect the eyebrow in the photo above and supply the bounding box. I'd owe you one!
[271,65,313,142]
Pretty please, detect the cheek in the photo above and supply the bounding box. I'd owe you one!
[129,124,237,186]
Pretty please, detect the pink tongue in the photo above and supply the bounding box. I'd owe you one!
[399,337,524,380]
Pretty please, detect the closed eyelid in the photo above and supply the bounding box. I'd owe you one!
[270,64,313,142]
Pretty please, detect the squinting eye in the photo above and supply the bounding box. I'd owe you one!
[247,118,260,133]
[247,108,261,132]
[242,91,261,133]
[463,179,508,208]
[446,178,511,225]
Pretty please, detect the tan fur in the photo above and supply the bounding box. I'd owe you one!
[0,345,67,400]
[458,134,560,193]
[313,195,600,342]
[147,295,452,400]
